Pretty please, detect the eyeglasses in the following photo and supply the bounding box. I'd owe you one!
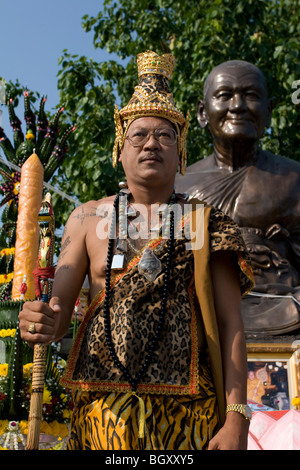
[126,127,177,147]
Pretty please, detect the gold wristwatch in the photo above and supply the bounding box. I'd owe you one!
[226,404,252,420]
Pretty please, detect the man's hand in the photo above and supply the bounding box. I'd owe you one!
[208,412,250,450]
[19,297,62,347]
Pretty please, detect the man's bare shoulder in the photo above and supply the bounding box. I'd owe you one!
[67,195,117,226]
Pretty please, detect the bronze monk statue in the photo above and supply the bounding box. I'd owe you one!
[176,60,300,336]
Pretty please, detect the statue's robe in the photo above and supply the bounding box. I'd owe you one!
[176,149,300,335]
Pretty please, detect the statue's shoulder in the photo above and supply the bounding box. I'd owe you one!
[260,149,300,174]
[186,153,215,172]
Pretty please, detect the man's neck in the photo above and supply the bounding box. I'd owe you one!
[120,183,175,243]
[213,139,259,171]
[127,182,175,207]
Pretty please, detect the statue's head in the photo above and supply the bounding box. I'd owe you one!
[198,60,272,145]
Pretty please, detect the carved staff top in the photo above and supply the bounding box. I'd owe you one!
[33,192,55,301]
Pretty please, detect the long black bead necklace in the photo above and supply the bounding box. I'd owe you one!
[103,191,175,393]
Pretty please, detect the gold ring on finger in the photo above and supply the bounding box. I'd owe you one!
[28,322,36,334]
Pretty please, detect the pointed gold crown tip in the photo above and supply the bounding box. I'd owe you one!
[137,50,176,80]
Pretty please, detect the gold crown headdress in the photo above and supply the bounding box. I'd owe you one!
[112,50,189,175]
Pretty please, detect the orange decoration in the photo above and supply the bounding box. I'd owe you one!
[12,152,44,300]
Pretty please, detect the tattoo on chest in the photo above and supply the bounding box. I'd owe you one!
[72,206,100,225]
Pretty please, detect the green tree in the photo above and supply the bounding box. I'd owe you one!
[55,0,300,209]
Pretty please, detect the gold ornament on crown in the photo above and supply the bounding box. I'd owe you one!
[112,50,189,175]
[136,50,175,79]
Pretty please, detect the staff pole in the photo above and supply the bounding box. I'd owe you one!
[26,193,55,450]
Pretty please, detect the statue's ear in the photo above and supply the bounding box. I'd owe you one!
[197,99,208,129]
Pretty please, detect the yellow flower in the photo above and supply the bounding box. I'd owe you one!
[48,421,60,436]
[0,364,8,376]
[25,130,35,141]
[40,421,51,435]
[292,396,300,408]
[60,393,67,402]
[0,247,15,257]
[63,409,72,420]
[57,358,67,368]
[43,387,52,404]
[13,182,20,195]
[0,272,14,285]
[57,423,69,438]
[0,420,9,435]
[19,421,29,435]
[23,363,33,378]
[0,329,16,338]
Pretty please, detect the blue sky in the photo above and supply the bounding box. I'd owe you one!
[0,0,112,137]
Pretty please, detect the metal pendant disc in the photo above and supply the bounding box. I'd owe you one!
[138,247,162,282]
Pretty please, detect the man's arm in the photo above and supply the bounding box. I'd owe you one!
[208,250,250,450]
[19,204,89,346]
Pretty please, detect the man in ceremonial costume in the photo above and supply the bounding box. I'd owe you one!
[19,51,254,450]
[175,60,300,336]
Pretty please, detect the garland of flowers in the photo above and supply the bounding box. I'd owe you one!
[0,273,14,285]
[0,419,69,450]
[0,329,16,338]
[0,419,69,438]
[0,361,73,425]
[0,248,15,257]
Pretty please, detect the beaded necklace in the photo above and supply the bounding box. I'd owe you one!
[103,191,175,393]
[112,189,175,281]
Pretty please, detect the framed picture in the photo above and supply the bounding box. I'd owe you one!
[246,342,300,412]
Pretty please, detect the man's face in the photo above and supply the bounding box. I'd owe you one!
[119,116,179,187]
[200,65,272,143]
[248,371,255,381]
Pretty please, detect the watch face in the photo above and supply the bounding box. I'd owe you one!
[244,405,252,419]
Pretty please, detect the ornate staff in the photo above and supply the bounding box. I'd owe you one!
[26,193,55,450]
